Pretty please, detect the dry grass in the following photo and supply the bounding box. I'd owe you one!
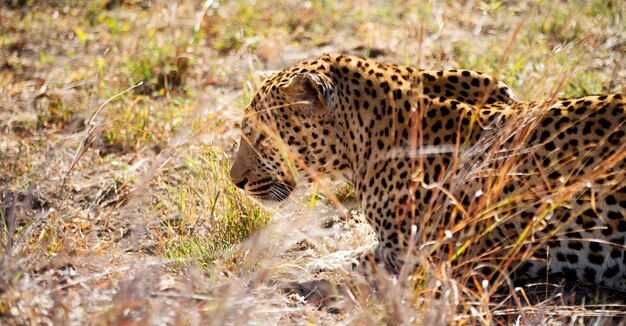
[0,0,625,325]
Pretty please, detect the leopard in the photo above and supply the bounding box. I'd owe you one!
[230,53,626,290]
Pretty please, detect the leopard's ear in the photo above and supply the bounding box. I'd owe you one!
[282,73,333,111]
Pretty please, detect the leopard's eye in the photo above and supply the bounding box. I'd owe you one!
[256,133,269,146]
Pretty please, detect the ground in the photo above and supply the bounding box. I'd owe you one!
[0,1,625,325]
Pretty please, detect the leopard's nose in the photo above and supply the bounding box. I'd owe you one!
[235,178,248,189]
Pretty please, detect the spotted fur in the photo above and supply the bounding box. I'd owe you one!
[230,54,626,289]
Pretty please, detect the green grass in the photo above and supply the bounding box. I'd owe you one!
[159,146,270,269]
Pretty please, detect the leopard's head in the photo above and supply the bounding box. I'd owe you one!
[230,57,342,202]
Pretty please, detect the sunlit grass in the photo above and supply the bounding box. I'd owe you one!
[0,0,623,324]
[157,146,270,269]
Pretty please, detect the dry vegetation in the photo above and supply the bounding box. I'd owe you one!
[0,0,625,325]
